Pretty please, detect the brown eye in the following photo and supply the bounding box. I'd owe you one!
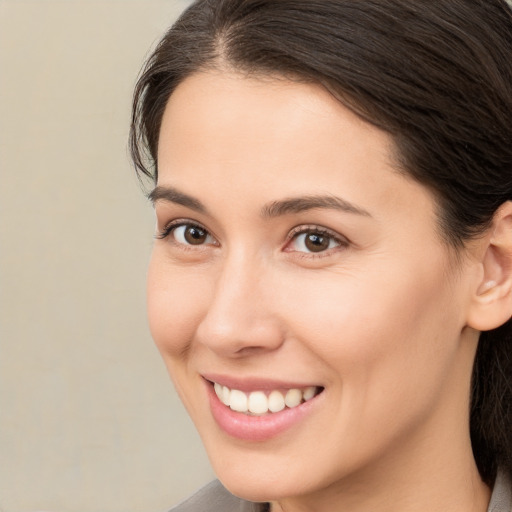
[289,229,342,254]
[305,233,330,252]
[171,224,214,246]
[184,226,207,245]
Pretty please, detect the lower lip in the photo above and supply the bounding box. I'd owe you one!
[206,382,322,442]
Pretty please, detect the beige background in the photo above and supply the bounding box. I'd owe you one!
[4,2,512,512]
[0,1,215,511]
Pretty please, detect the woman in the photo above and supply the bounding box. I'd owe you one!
[130,1,512,511]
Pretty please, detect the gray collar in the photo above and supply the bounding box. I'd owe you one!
[488,469,512,512]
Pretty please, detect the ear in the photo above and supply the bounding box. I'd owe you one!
[467,201,512,331]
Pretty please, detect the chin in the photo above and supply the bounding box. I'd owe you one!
[202,438,342,504]
[215,467,303,503]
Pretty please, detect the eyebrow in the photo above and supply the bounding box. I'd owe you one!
[261,195,372,218]
[149,186,208,214]
[149,185,371,219]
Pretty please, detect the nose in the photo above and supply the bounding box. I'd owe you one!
[195,253,285,358]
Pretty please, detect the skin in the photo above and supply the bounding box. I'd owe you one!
[148,71,494,512]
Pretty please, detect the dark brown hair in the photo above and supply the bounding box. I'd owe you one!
[130,0,512,484]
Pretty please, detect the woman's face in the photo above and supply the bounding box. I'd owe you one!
[148,71,478,503]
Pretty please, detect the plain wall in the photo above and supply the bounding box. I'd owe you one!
[4,1,512,511]
[0,2,215,511]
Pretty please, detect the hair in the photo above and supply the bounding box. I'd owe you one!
[130,0,512,485]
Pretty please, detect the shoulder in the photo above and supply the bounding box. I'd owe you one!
[168,480,267,512]
[488,470,512,512]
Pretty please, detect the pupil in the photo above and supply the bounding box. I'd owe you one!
[185,226,206,245]
[305,233,329,252]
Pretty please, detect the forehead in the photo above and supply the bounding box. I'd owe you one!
[159,71,394,181]
[158,71,439,233]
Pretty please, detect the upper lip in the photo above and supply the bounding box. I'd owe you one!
[202,373,322,392]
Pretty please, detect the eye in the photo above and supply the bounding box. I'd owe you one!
[158,222,216,246]
[287,227,346,254]
[173,224,213,245]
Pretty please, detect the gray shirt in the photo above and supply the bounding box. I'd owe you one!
[170,470,512,512]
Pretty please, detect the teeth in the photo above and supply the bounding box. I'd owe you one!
[214,382,232,406]
[229,389,248,412]
[213,382,319,415]
[284,389,302,408]
[221,385,230,406]
[248,391,268,415]
[303,386,316,401]
[268,390,285,413]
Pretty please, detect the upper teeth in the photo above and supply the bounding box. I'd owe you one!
[214,382,318,415]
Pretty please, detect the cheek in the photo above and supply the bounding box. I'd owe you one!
[146,254,208,359]
[278,253,462,403]
[271,260,465,466]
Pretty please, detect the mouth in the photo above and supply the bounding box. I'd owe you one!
[203,376,324,441]
[212,381,322,415]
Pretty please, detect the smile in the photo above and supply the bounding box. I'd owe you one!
[205,376,325,441]
[213,382,320,415]
[203,376,326,442]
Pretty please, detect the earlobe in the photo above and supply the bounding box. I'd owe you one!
[467,201,512,332]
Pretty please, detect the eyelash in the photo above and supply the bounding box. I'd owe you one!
[285,225,349,257]
[156,220,203,240]
[156,220,217,250]
[156,220,348,256]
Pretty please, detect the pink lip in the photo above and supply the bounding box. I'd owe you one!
[203,377,323,442]
[202,373,320,392]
